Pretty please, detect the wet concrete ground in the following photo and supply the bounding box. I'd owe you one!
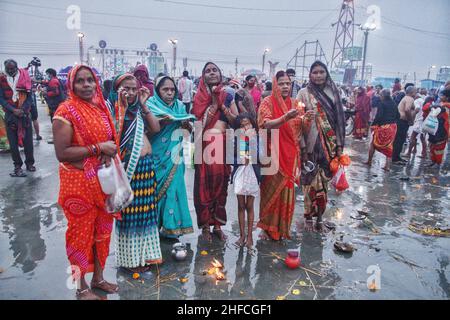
[0,102,449,300]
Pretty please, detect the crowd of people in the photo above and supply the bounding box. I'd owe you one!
[338,79,450,170]
[0,57,449,300]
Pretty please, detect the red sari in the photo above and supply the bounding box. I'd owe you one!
[256,77,303,240]
[372,124,397,158]
[354,91,371,138]
[53,65,117,278]
[191,64,230,228]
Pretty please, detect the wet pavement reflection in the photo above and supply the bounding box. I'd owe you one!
[0,104,449,300]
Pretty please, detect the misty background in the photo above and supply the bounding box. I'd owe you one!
[0,0,449,80]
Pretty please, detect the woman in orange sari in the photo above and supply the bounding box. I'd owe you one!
[52,65,119,300]
[257,70,305,241]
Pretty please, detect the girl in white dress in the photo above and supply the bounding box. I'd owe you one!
[231,113,261,248]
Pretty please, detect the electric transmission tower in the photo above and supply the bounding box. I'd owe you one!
[330,0,355,70]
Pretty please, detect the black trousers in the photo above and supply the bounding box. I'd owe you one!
[183,102,191,114]
[392,119,409,161]
[6,121,35,168]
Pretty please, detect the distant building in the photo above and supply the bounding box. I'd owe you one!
[420,79,445,90]
[373,77,397,89]
[436,66,450,82]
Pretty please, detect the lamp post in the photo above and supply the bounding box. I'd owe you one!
[77,32,85,65]
[262,48,270,74]
[427,65,436,80]
[168,38,178,77]
[360,23,376,86]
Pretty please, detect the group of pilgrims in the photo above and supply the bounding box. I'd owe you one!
[48,59,449,300]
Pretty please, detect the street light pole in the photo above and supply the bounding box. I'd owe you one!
[360,23,376,86]
[168,39,178,77]
[77,32,85,65]
[262,48,270,74]
[427,65,436,80]
[361,29,369,86]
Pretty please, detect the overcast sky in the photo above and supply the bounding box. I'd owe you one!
[0,0,449,80]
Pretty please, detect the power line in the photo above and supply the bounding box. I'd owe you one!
[355,4,450,38]
[272,8,338,53]
[0,0,331,31]
[151,0,338,12]
[0,8,328,37]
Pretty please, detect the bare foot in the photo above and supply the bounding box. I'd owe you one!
[76,288,101,300]
[258,230,271,240]
[91,279,119,294]
[305,219,314,232]
[246,237,253,249]
[213,228,228,241]
[202,228,212,242]
[315,221,324,232]
[382,166,390,172]
[235,236,246,247]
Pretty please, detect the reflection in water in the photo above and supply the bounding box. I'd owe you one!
[230,248,254,299]
[193,235,227,299]
[1,188,46,273]
[437,255,450,299]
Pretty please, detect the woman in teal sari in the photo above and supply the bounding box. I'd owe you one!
[147,76,196,238]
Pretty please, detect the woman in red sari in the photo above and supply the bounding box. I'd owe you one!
[257,70,305,241]
[52,65,119,300]
[353,87,371,139]
[365,89,399,171]
[192,62,238,242]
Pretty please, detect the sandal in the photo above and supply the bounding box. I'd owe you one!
[76,288,101,300]
[91,279,119,294]
[10,168,27,177]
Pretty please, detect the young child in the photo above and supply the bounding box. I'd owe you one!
[231,113,261,249]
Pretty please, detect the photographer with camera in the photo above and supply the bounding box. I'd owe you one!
[0,59,36,177]
[41,68,66,122]
[25,58,43,141]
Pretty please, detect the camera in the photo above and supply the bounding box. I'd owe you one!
[28,57,41,68]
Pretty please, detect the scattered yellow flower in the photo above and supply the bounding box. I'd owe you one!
[179,277,188,283]
[200,250,208,256]
[292,289,301,295]
[132,273,140,279]
[276,295,286,300]
[240,291,245,295]
[299,281,307,286]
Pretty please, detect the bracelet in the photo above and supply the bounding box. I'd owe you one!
[94,143,101,156]
[86,145,94,157]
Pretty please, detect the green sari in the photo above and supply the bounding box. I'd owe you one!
[147,77,196,238]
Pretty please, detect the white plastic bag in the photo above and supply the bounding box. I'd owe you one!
[422,108,441,136]
[101,155,134,213]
